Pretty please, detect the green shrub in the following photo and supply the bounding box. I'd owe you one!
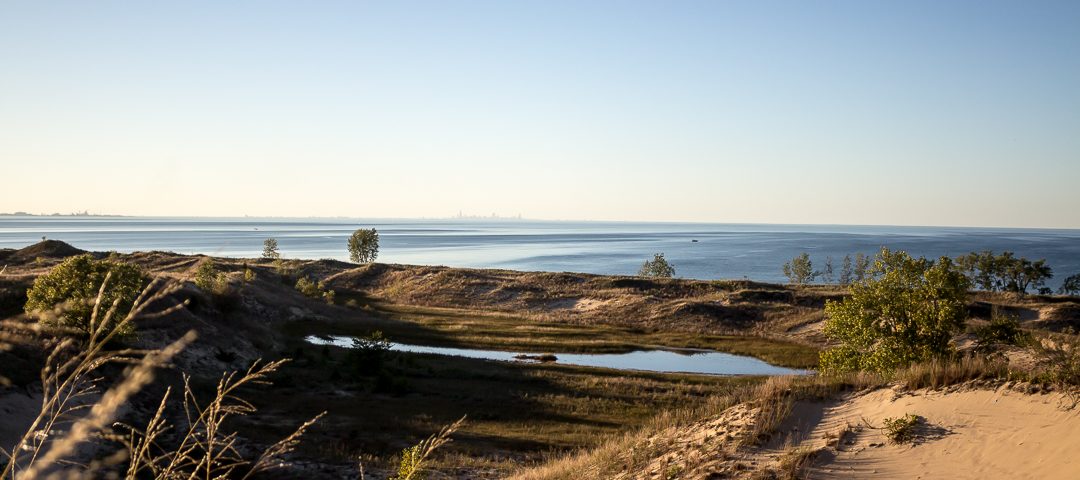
[323,289,336,305]
[294,277,323,298]
[638,253,675,278]
[194,259,231,296]
[881,414,920,444]
[973,312,1030,350]
[820,248,970,376]
[24,254,146,335]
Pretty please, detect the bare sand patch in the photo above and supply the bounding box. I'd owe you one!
[782,387,1080,479]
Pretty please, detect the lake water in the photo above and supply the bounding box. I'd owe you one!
[306,335,806,376]
[1,216,1079,288]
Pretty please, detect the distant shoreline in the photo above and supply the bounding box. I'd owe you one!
[0,213,127,218]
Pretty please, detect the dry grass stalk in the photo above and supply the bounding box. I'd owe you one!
[2,275,323,479]
[393,416,466,480]
[3,276,184,479]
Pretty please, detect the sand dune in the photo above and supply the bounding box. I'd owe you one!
[782,387,1079,479]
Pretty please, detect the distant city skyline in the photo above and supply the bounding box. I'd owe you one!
[2,1,1078,228]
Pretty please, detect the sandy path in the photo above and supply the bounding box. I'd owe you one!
[782,387,1079,479]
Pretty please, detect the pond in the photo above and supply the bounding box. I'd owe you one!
[306,335,808,376]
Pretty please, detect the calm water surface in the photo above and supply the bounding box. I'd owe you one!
[1,216,1079,288]
[305,335,806,376]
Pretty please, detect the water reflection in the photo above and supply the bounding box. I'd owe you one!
[306,335,807,376]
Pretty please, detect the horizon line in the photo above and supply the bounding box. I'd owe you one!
[2,212,1078,232]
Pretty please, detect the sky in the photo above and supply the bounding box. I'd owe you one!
[1,1,1078,228]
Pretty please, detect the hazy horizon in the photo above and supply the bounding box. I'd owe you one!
[2,1,1079,228]
[4,212,1080,232]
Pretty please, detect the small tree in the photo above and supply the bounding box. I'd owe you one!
[1059,274,1080,296]
[347,228,379,263]
[262,238,281,260]
[822,256,835,283]
[24,254,146,335]
[782,253,815,284]
[350,330,392,375]
[819,248,969,376]
[839,255,853,285]
[956,251,1001,291]
[638,253,675,278]
[853,252,871,282]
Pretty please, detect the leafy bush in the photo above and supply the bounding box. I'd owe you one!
[194,259,231,295]
[973,312,1030,350]
[347,228,379,263]
[295,277,321,298]
[638,253,675,278]
[24,254,146,335]
[820,248,969,376]
[881,413,920,444]
[294,276,335,304]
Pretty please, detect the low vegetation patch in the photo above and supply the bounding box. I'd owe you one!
[880,413,921,444]
[24,253,146,335]
[973,312,1031,350]
[295,276,336,304]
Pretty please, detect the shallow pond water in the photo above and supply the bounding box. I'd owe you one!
[306,335,807,376]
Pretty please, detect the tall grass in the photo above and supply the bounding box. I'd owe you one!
[0,275,323,479]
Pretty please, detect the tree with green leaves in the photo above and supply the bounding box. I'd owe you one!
[1001,256,1052,294]
[638,253,675,278]
[853,252,871,282]
[347,228,379,263]
[782,252,816,284]
[819,248,970,376]
[822,256,835,283]
[1060,274,1080,296]
[839,255,853,285]
[24,254,147,335]
[262,238,281,260]
[956,250,1001,291]
[956,250,1053,294]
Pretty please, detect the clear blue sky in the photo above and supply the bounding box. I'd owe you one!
[2,1,1078,227]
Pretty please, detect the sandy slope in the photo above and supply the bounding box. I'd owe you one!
[783,387,1080,479]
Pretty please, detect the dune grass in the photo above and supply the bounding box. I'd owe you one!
[0,278,326,480]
